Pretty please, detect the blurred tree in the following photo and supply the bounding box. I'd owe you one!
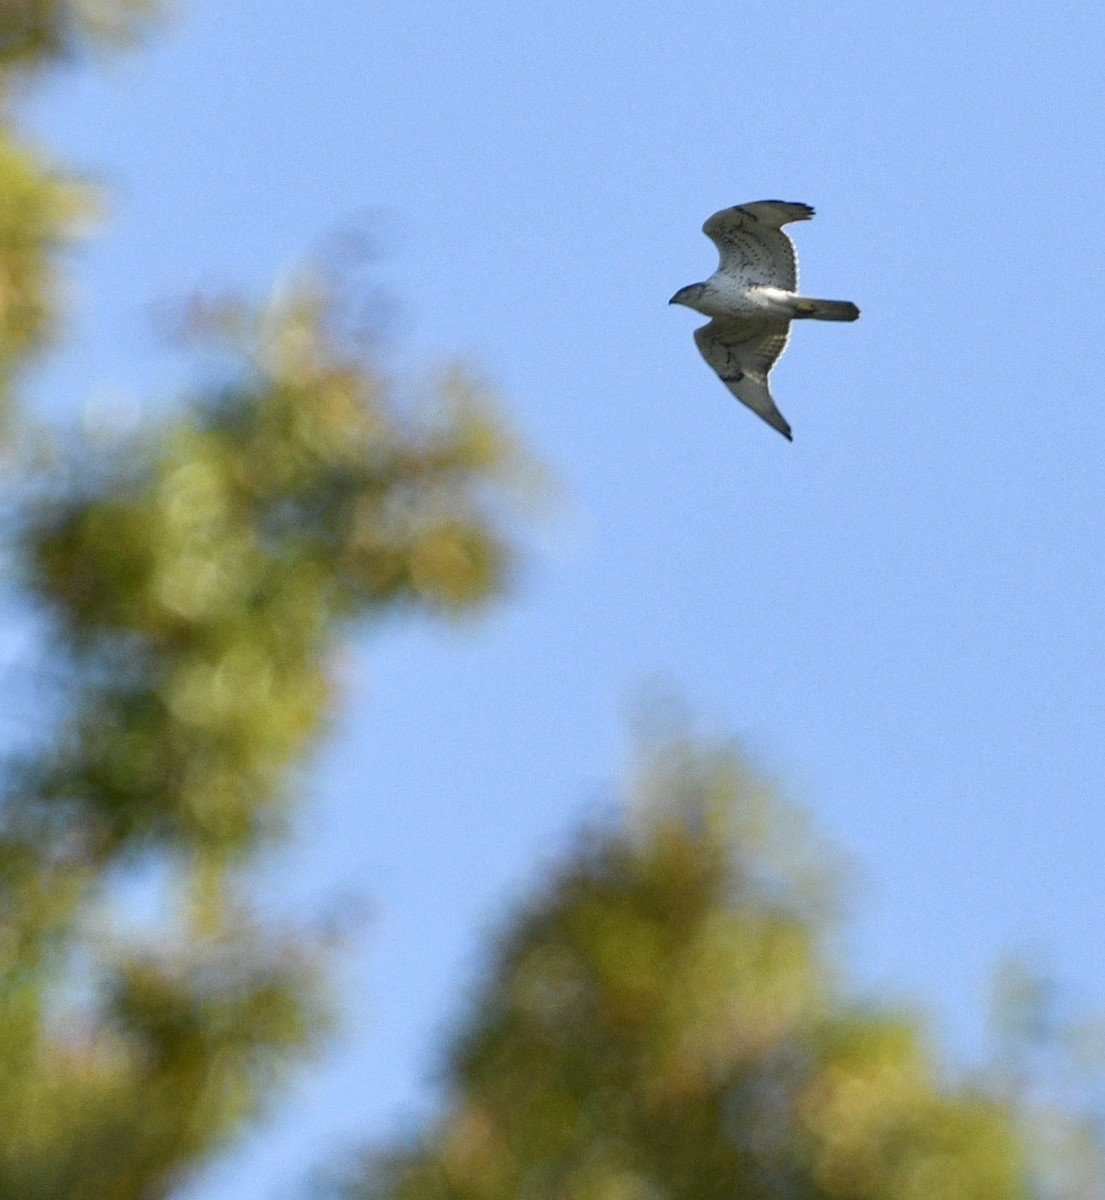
[986,960,1105,1200]
[337,729,1027,1200]
[0,0,159,72]
[0,6,531,1199]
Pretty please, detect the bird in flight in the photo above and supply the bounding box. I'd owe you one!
[670,201,859,441]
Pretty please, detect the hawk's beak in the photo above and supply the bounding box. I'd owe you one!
[668,292,681,305]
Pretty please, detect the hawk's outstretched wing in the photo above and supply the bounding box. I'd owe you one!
[693,318,793,441]
[702,201,813,290]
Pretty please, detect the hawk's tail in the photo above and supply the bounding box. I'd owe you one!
[793,297,861,322]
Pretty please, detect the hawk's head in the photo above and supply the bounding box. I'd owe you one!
[668,282,707,311]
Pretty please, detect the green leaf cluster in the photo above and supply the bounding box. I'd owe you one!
[0,6,529,1194]
[0,285,525,1194]
[342,733,1025,1200]
[23,290,519,860]
[0,127,90,423]
[0,0,161,72]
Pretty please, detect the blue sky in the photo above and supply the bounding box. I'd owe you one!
[21,3,1105,1196]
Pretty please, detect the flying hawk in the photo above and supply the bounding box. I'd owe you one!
[670,201,859,441]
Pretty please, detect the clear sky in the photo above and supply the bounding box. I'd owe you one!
[21,3,1105,1197]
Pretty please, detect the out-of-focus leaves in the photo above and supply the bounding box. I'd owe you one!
[0,274,530,1197]
[0,128,92,420]
[0,915,326,1200]
[987,960,1105,1200]
[336,731,1026,1200]
[0,1,120,430]
[0,0,161,72]
[0,2,534,1195]
[18,282,526,862]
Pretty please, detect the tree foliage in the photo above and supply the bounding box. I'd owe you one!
[339,731,1026,1200]
[0,0,160,72]
[0,8,529,1198]
[0,7,1101,1200]
[0,2,157,416]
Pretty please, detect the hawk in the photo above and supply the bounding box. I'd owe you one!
[670,200,859,441]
